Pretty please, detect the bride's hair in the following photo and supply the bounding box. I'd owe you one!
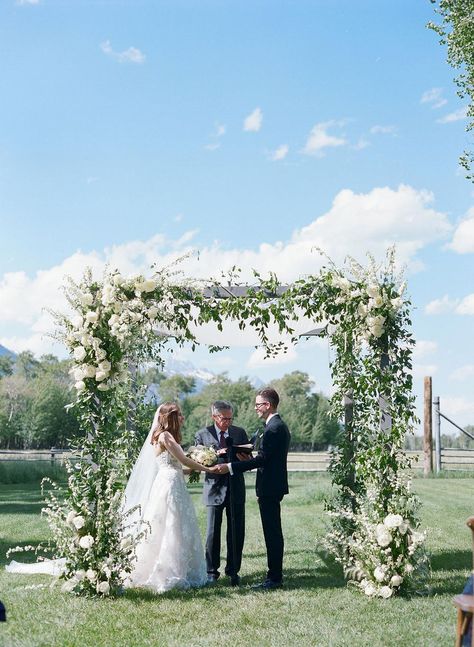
[151,402,182,445]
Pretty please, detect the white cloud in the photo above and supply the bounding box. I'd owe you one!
[413,340,437,360]
[215,123,226,137]
[174,213,183,223]
[420,87,447,109]
[270,145,289,161]
[441,396,474,423]
[247,346,298,369]
[437,106,468,124]
[353,138,370,150]
[449,365,474,381]
[16,0,40,4]
[243,108,263,132]
[370,125,396,135]
[412,363,438,379]
[456,294,474,315]
[448,207,474,253]
[204,143,220,151]
[100,40,146,64]
[424,294,459,315]
[0,184,452,355]
[302,121,347,157]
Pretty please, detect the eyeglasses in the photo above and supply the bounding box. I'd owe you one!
[216,415,233,422]
[255,402,269,409]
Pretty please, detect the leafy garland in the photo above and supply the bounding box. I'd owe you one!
[9,250,427,598]
[284,250,428,597]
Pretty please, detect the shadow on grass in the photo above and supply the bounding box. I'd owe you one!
[429,549,473,595]
[122,551,345,604]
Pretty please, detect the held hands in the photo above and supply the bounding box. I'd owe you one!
[209,463,230,475]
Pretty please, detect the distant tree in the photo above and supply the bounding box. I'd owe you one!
[158,374,196,403]
[0,355,14,378]
[429,0,474,180]
[29,377,80,448]
[15,351,40,379]
[0,374,32,448]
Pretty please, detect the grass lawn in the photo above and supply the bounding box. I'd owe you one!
[0,472,473,647]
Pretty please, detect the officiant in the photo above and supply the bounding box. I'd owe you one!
[195,400,250,586]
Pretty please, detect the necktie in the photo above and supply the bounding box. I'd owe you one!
[219,431,226,449]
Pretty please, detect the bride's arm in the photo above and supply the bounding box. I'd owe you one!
[158,432,210,472]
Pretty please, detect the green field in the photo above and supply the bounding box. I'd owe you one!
[0,473,473,647]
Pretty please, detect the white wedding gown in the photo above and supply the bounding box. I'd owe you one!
[6,450,207,594]
[127,449,207,593]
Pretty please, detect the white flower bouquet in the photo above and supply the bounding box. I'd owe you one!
[185,445,218,483]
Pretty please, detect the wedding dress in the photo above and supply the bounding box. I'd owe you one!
[6,408,208,594]
[126,448,207,592]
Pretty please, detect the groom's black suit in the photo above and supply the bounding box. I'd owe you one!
[231,413,290,584]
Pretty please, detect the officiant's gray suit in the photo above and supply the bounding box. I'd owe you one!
[195,424,248,579]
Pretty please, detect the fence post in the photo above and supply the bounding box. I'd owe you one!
[423,377,433,475]
[50,448,55,467]
[434,396,442,473]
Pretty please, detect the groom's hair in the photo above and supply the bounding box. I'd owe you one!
[211,400,233,415]
[257,388,279,409]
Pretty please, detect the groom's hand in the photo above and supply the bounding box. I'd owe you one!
[212,463,230,474]
[236,452,252,461]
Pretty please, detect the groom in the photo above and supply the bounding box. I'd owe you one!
[212,388,290,589]
[195,400,249,586]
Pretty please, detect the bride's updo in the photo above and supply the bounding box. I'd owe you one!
[151,402,182,445]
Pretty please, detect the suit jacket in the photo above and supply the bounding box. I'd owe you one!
[195,424,249,506]
[231,414,290,499]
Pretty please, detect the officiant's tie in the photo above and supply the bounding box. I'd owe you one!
[219,431,226,449]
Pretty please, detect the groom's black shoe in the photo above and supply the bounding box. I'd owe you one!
[252,579,283,590]
[229,574,240,586]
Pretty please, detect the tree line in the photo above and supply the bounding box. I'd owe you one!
[3,351,471,452]
[0,352,340,451]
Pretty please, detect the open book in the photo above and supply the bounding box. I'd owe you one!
[233,443,254,455]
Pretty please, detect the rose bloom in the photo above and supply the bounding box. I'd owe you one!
[384,514,404,529]
[79,535,94,549]
[379,586,393,599]
[85,311,99,325]
[86,569,97,582]
[375,524,392,548]
[373,566,386,583]
[97,581,110,595]
[73,346,87,362]
[390,575,403,587]
[72,516,85,530]
[75,381,86,392]
[364,581,377,597]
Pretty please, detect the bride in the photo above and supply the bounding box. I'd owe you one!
[123,401,210,592]
[7,402,211,594]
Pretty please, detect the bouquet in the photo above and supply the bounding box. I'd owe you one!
[185,445,218,483]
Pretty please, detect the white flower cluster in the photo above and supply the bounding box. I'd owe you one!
[326,502,427,599]
[185,445,218,484]
[187,444,218,467]
[65,271,173,395]
[328,271,406,342]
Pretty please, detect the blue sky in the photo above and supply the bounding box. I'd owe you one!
[1,0,473,431]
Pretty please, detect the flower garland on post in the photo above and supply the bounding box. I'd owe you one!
[285,250,428,597]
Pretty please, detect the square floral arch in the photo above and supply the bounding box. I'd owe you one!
[25,250,427,598]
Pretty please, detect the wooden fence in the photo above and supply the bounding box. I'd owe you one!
[3,449,472,472]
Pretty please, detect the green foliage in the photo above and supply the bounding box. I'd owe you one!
[0,356,80,449]
[429,0,474,181]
